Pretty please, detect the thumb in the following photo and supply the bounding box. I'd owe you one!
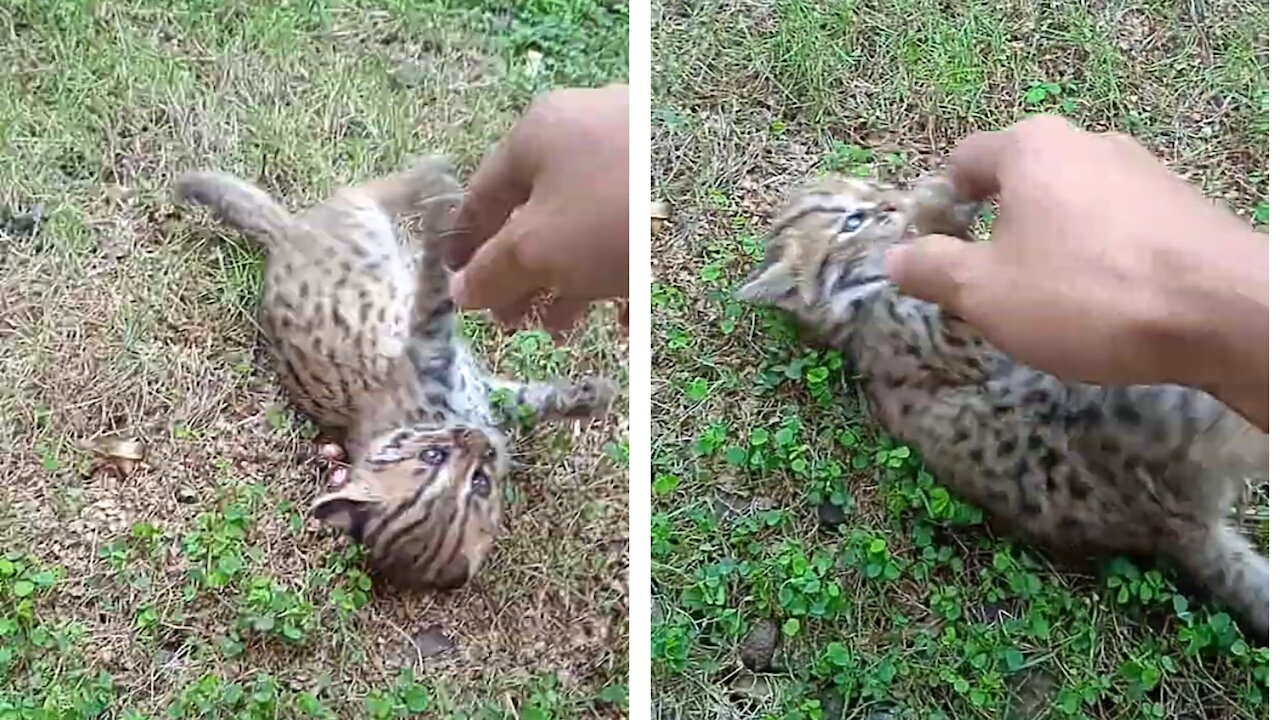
[885,234,993,313]
[449,210,551,312]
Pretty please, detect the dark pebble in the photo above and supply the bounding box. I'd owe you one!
[412,625,456,659]
[2,204,45,237]
[817,502,846,531]
[740,619,779,671]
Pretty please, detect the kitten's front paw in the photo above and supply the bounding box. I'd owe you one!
[409,155,459,184]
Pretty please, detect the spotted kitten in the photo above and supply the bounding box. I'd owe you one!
[735,173,1269,638]
[176,156,616,591]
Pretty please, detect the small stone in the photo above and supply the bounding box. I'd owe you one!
[411,626,456,659]
[817,502,846,531]
[862,703,899,720]
[1007,667,1058,720]
[104,184,135,204]
[727,674,773,703]
[391,61,427,88]
[3,204,45,236]
[711,490,750,520]
[819,686,847,719]
[740,619,779,671]
[176,487,198,504]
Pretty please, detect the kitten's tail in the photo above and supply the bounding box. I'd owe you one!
[1174,522,1268,640]
[174,171,294,246]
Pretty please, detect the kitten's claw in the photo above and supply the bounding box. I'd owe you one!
[327,465,350,489]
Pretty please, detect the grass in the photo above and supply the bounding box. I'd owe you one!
[650,1,1267,718]
[0,1,628,717]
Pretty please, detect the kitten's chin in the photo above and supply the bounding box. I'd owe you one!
[859,243,896,277]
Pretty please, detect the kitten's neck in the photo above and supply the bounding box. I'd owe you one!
[406,335,499,424]
[810,245,894,330]
[813,257,998,381]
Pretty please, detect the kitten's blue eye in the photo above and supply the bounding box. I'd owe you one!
[841,211,866,233]
[470,471,491,498]
[420,446,448,465]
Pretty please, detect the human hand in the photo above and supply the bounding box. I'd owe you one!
[445,84,629,333]
[886,115,1267,426]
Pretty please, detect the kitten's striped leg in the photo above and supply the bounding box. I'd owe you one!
[342,155,464,342]
[359,155,463,219]
[371,157,463,342]
[1174,522,1269,640]
[487,377,618,428]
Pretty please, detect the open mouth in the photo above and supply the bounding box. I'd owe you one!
[314,441,351,489]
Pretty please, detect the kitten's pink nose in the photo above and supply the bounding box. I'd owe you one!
[452,428,489,452]
[877,201,898,213]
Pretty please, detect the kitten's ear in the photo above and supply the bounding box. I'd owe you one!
[311,480,378,540]
[735,260,795,305]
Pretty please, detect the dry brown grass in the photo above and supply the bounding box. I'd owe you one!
[0,2,628,717]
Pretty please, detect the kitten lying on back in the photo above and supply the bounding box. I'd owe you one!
[176,156,616,591]
[736,172,1269,638]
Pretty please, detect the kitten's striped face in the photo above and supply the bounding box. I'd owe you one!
[311,425,508,591]
[736,176,911,310]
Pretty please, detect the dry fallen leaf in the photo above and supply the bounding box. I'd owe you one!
[650,199,669,236]
[84,436,147,477]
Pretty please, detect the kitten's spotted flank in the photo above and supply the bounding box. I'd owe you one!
[736,173,1269,638]
[175,156,617,591]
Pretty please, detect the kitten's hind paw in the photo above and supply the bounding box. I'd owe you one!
[489,376,620,428]
[549,376,620,418]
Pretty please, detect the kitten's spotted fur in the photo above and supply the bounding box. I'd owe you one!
[736,173,1269,638]
[176,156,615,591]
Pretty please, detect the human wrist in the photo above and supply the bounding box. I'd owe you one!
[1157,225,1268,427]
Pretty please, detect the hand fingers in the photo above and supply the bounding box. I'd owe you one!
[446,131,538,270]
[885,234,996,316]
[946,115,1084,203]
[944,129,1013,203]
[449,209,552,313]
[539,297,591,338]
[490,292,539,329]
[1097,131,1152,163]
